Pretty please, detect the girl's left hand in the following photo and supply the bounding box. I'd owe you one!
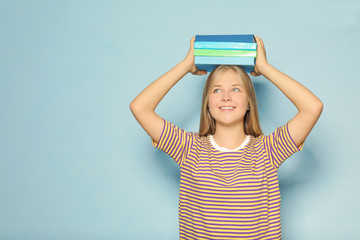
[251,35,269,77]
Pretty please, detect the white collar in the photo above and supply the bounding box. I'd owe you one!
[209,135,250,152]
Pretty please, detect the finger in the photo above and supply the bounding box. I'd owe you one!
[190,67,198,75]
[191,67,207,75]
[198,70,207,75]
[254,36,264,48]
[254,35,262,43]
[190,36,195,47]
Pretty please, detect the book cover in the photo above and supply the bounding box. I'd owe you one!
[194,49,257,57]
[194,41,257,50]
[195,34,255,43]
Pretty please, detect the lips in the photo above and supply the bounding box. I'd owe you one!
[219,106,236,110]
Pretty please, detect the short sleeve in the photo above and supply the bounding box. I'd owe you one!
[262,123,303,170]
[152,119,195,166]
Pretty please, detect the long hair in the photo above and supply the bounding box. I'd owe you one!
[199,65,263,137]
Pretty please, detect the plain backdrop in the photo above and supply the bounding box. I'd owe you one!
[1,0,360,239]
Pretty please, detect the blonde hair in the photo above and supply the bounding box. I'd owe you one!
[199,65,263,137]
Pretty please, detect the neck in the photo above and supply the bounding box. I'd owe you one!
[213,122,246,150]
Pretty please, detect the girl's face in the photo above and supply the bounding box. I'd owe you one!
[208,70,249,128]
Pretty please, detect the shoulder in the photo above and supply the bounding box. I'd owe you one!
[162,120,206,144]
[248,134,266,148]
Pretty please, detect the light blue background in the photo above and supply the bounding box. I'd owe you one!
[1,0,359,239]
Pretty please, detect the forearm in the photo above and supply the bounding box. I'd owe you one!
[130,60,191,114]
[129,36,204,143]
[259,63,323,114]
[252,35,323,146]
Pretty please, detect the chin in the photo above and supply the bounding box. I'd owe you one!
[215,119,244,127]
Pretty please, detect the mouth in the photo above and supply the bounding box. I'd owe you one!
[219,106,236,111]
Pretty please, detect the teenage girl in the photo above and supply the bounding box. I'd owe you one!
[130,36,323,240]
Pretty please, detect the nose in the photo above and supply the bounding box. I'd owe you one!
[221,90,232,101]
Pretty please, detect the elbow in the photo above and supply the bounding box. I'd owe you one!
[311,98,324,117]
[316,98,324,113]
[299,99,324,122]
[130,99,151,117]
[130,96,156,118]
[129,99,139,116]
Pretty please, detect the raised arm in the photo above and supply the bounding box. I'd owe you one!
[251,36,323,147]
[130,37,207,143]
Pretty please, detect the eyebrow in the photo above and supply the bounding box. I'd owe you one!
[213,84,242,87]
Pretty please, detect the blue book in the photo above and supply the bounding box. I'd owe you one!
[195,41,257,50]
[195,56,255,73]
[196,64,254,73]
[195,34,255,43]
[195,56,255,65]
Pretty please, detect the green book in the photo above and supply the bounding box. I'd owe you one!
[194,49,257,57]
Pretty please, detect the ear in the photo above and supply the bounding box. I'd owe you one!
[246,99,250,110]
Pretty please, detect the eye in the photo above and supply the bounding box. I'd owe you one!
[232,88,240,92]
[213,89,221,93]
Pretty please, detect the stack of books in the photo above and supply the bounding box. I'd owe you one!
[194,34,257,73]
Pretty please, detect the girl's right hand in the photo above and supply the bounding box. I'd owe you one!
[183,36,207,75]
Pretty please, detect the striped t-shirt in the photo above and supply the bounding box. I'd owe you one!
[152,120,302,240]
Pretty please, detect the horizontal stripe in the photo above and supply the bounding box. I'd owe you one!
[180,205,279,215]
[181,171,278,183]
[195,34,255,43]
[194,41,257,50]
[180,222,279,237]
[181,165,276,177]
[180,199,278,211]
[194,49,257,57]
[180,211,273,222]
[180,205,280,218]
[178,187,280,200]
[179,182,279,193]
[195,56,255,65]
[180,192,280,204]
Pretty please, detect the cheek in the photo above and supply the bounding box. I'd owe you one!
[236,92,247,102]
[208,95,219,108]
[233,95,249,108]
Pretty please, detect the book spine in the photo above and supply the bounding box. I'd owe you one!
[194,41,257,50]
[195,56,255,65]
[194,49,257,57]
[196,64,254,73]
[195,34,255,42]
